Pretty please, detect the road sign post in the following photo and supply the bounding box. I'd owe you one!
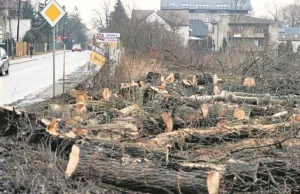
[40,0,65,99]
[63,43,66,103]
[53,26,56,97]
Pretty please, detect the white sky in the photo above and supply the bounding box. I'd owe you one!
[42,0,297,29]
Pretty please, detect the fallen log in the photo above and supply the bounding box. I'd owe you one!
[182,91,300,106]
[146,122,299,152]
[89,117,139,141]
[65,141,217,194]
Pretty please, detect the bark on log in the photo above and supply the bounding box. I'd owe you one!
[65,141,216,194]
[89,117,139,141]
[182,91,300,106]
[225,158,300,193]
[146,122,299,152]
[137,84,151,106]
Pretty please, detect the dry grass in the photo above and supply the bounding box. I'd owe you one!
[115,54,163,83]
[0,137,138,194]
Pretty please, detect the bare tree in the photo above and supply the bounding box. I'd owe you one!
[279,2,300,27]
[268,3,279,21]
[93,0,111,31]
[268,0,300,27]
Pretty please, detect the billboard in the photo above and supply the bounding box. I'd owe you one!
[89,44,106,68]
[96,33,120,43]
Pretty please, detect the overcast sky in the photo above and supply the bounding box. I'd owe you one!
[49,0,296,29]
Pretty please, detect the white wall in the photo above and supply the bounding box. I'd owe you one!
[147,12,171,31]
[146,13,189,46]
[212,16,230,51]
[6,19,31,41]
[177,26,189,46]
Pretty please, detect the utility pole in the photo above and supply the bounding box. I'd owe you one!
[5,0,9,54]
[17,0,21,41]
[8,14,14,59]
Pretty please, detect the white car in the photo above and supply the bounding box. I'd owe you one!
[0,48,9,76]
[72,44,82,52]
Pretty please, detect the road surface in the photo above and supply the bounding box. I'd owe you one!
[0,50,90,105]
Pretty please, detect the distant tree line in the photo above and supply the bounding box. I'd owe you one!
[21,0,88,49]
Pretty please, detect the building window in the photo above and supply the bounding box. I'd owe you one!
[217,5,227,9]
[196,4,209,9]
[213,27,215,34]
[195,14,199,20]
[254,39,264,47]
[199,14,205,21]
[169,3,176,6]
[255,26,264,33]
[232,26,243,33]
[255,26,268,34]
[182,3,189,9]
[205,14,210,22]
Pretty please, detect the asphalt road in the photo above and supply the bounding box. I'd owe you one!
[0,50,90,105]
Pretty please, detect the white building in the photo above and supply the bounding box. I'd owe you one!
[211,15,278,52]
[6,19,32,41]
[132,10,190,46]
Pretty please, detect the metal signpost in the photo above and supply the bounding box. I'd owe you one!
[40,0,65,98]
[0,25,3,43]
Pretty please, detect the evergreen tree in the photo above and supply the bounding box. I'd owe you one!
[222,37,227,51]
[108,0,129,33]
[22,1,35,20]
[297,45,300,53]
[285,40,293,53]
[278,42,286,56]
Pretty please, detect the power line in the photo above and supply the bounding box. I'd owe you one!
[30,21,47,30]
[0,12,6,18]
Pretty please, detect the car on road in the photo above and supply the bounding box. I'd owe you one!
[72,44,82,52]
[0,48,9,76]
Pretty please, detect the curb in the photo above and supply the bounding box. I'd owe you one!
[10,51,69,65]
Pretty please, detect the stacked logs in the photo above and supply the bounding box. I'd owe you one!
[1,71,300,193]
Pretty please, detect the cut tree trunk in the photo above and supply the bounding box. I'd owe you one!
[65,141,217,194]
[0,106,36,136]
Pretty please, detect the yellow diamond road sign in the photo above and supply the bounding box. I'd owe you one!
[41,0,65,27]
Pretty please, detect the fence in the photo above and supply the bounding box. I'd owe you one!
[49,43,62,51]
[15,42,28,57]
[34,43,45,53]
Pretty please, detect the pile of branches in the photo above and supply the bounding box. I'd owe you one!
[1,70,300,194]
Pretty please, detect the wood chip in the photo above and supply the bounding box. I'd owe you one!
[119,104,140,116]
[164,73,175,83]
[233,108,246,120]
[161,112,173,133]
[201,104,209,118]
[243,77,256,87]
[207,170,220,194]
[120,81,138,89]
[103,88,111,101]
